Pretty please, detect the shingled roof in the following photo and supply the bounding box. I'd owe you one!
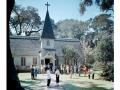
[41,10,55,39]
[10,36,41,56]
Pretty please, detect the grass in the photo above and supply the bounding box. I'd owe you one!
[62,84,113,90]
[18,73,114,90]
[18,73,44,88]
[60,74,114,90]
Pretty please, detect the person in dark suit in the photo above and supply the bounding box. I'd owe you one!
[31,65,35,80]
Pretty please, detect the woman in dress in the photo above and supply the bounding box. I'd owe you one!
[55,68,60,86]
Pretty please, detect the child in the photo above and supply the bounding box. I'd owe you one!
[46,68,51,87]
[55,69,60,86]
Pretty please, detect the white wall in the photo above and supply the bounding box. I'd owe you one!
[14,55,40,67]
[41,39,55,49]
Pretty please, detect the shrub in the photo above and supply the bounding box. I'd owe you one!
[101,63,114,82]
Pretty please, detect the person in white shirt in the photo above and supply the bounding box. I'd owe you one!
[55,68,60,86]
[46,68,51,87]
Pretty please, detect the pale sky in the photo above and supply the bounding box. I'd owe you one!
[15,0,103,23]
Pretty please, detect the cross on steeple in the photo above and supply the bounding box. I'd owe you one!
[45,2,50,11]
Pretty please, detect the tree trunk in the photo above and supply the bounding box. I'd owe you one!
[7,0,24,90]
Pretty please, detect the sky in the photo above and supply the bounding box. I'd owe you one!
[15,0,103,23]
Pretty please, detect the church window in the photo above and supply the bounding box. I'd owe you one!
[47,40,50,46]
[41,60,44,65]
[21,57,26,66]
[33,57,37,65]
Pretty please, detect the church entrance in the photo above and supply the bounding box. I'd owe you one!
[45,58,50,65]
[49,63,53,71]
[45,58,53,71]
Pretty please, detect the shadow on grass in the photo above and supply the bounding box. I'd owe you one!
[20,78,43,83]
[62,84,113,90]
[67,79,110,87]
[20,79,44,88]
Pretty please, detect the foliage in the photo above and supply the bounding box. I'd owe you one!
[84,13,113,48]
[94,37,114,64]
[62,46,81,65]
[54,19,89,39]
[85,54,94,64]
[93,61,105,70]
[79,0,114,15]
[9,5,41,36]
[91,14,113,33]
[101,63,114,81]
[93,36,114,81]
[81,13,114,82]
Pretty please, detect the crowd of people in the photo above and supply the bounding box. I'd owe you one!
[59,64,87,75]
[31,65,39,80]
[30,64,95,87]
[30,64,60,87]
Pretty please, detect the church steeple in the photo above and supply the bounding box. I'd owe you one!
[41,2,55,39]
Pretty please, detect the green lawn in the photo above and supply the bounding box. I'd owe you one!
[18,73,44,87]
[18,73,114,90]
[60,74,113,90]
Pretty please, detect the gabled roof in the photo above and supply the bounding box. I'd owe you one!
[41,10,55,39]
[10,36,41,56]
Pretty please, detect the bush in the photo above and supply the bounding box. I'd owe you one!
[101,63,114,82]
[93,61,105,70]
[85,63,93,69]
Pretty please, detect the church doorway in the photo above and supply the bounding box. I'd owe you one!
[45,58,53,71]
[49,63,53,71]
[45,58,50,65]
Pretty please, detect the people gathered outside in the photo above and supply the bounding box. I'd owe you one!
[70,65,73,78]
[66,65,70,74]
[34,65,38,79]
[55,68,60,86]
[40,65,44,74]
[46,68,51,87]
[60,64,63,74]
[88,68,93,79]
[78,64,81,76]
[31,65,35,80]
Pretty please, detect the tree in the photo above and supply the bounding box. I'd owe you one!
[91,14,113,33]
[101,63,114,81]
[62,46,81,66]
[54,19,79,38]
[9,5,41,36]
[79,0,114,15]
[94,37,114,65]
[7,0,24,89]
[79,0,114,81]
[54,19,89,40]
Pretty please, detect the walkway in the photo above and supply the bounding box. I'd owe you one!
[24,74,64,90]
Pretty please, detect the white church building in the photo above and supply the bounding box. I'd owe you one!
[10,8,83,71]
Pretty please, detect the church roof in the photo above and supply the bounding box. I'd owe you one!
[10,36,81,57]
[41,10,55,39]
[10,36,41,56]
